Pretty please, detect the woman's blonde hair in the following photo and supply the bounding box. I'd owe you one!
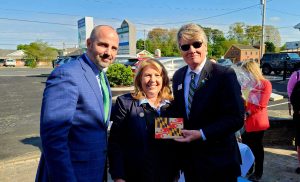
[241,60,265,82]
[131,58,173,101]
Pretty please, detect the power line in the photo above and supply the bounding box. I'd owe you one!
[0,17,76,26]
[135,3,261,26]
[267,8,300,17]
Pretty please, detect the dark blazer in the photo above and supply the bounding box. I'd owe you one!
[172,60,244,181]
[108,93,179,182]
[36,55,111,182]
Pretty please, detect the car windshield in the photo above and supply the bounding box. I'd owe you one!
[287,53,300,59]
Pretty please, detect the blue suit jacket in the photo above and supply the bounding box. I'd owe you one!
[36,55,111,182]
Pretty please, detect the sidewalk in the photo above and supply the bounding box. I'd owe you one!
[1,144,299,182]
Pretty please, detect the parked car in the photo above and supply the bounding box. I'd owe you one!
[115,55,137,64]
[3,59,16,67]
[157,57,187,79]
[260,53,300,75]
[54,56,79,68]
[123,58,142,73]
[217,58,233,67]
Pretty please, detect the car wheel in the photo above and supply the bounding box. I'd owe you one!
[274,70,281,75]
[262,65,272,75]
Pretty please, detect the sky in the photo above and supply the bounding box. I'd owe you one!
[0,0,299,50]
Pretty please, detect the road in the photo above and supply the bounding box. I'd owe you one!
[0,68,52,160]
[0,68,292,160]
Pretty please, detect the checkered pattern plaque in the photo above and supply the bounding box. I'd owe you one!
[155,117,183,139]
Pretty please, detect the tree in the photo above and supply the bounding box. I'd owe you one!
[146,28,179,56]
[265,25,281,47]
[203,27,225,44]
[228,22,246,43]
[245,25,261,45]
[17,41,58,67]
[136,39,145,51]
[265,41,276,53]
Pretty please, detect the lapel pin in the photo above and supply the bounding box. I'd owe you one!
[139,112,145,117]
[178,84,182,90]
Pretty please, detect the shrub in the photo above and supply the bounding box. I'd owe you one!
[106,63,133,87]
[25,59,37,68]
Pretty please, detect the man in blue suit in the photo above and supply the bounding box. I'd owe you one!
[36,25,119,182]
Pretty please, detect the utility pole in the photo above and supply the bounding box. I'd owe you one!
[260,0,266,59]
[144,29,146,50]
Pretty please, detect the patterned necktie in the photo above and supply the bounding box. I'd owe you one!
[187,72,196,117]
[99,71,109,123]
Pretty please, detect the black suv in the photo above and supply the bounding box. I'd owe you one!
[260,53,300,75]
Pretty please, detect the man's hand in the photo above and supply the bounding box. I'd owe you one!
[174,129,201,142]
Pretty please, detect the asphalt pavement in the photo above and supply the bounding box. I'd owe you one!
[0,68,299,182]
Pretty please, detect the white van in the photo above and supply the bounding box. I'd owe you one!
[4,59,16,67]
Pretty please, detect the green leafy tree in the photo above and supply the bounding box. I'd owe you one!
[228,22,246,43]
[146,28,179,56]
[265,41,276,53]
[245,25,261,45]
[203,27,225,44]
[280,43,287,51]
[106,63,133,87]
[17,40,58,67]
[136,39,145,51]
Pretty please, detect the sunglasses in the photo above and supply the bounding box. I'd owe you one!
[180,41,203,51]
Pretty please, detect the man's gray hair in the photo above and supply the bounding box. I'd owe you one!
[177,23,208,46]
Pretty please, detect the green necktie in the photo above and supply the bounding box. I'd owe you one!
[99,71,109,123]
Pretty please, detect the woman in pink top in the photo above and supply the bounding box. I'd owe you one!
[287,70,300,174]
[241,60,272,182]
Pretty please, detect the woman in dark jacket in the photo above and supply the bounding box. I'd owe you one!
[108,58,180,182]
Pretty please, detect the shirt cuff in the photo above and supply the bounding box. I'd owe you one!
[200,129,206,141]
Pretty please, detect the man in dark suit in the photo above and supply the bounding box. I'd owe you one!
[35,25,119,182]
[172,23,245,182]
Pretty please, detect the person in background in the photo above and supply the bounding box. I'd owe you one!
[241,60,272,182]
[172,23,244,182]
[36,25,119,182]
[108,58,180,182]
[287,69,300,174]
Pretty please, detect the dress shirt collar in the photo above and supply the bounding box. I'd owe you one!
[139,98,170,110]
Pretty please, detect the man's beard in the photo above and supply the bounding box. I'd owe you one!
[97,54,112,69]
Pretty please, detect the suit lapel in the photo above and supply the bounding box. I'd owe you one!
[196,60,213,91]
[80,56,106,128]
[176,66,188,119]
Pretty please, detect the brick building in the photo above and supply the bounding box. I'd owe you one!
[224,44,261,64]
